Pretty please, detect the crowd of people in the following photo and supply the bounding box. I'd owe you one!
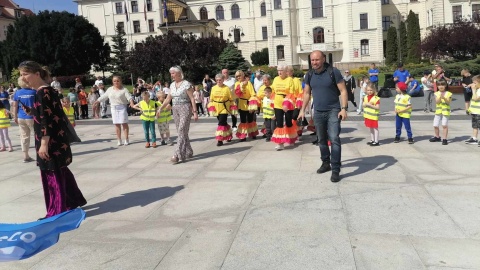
[1,52,480,219]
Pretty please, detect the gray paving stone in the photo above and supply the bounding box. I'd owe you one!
[236,150,302,172]
[343,186,465,238]
[351,233,424,270]
[156,223,237,270]
[426,184,480,239]
[221,207,355,270]
[411,237,480,269]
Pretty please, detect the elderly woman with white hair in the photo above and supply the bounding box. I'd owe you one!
[158,66,198,163]
[270,65,298,150]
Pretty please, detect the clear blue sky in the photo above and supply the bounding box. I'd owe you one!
[14,0,77,14]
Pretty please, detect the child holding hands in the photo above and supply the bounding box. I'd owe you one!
[363,83,381,146]
[156,92,173,146]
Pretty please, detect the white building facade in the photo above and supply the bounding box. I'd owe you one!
[75,0,480,69]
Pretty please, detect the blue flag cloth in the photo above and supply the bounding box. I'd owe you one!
[0,208,85,262]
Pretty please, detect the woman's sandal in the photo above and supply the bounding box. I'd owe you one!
[170,156,179,164]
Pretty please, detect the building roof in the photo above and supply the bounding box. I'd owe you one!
[0,7,15,19]
[159,18,219,28]
[20,8,34,16]
[0,0,19,9]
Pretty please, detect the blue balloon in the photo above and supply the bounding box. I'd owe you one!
[0,208,85,261]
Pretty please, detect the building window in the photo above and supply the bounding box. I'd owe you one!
[382,16,391,31]
[117,22,125,33]
[216,5,224,20]
[219,30,223,39]
[167,10,175,22]
[274,0,281,9]
[473,4,480,23]
[360,13,368,29]
[312,0,323,18]
[115,2,123,14]
[131,1,138,13]
[262,26,268,40]
[146,0,152,11]
[233,28,241,42]
[361,39,369,55]
[200,7,208,20]
[15,10,22,18]
[275,20,283,36]
[382,0,389,4]
[148,19,154,32]
[277,45,285,60]
[452,6,462,21]
[133,21,141,33]
[313,27,324,43]
[260,2,266,17]
[231,4,240,19]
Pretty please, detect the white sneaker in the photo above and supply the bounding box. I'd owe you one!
[124,140,129,146]
[232,127,238,132]
[356,110,362,115]
[275,144,284,151]
[117,141,122,146]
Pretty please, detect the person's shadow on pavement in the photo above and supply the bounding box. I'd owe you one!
[340,155,397,179]
[83,186,184,217]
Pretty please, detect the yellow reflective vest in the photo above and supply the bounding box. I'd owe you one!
[363,95,380,121]
[156,101,172,123]
[469,89,480,115]
[395,94,412,119]
[0,109,10,128]
[262,97,274,119]
[434,91,452,116]
[63,106,75,125]
[139,100,156,122]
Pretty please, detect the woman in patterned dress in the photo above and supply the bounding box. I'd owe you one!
[18,61,86,218]
[158,66,198,163]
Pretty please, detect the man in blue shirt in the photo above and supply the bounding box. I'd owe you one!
[297,50,348,182]
[393,63,410,84]
[407,75,422,97]
[368,63,379,90]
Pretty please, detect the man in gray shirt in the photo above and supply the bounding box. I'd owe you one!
[298,50,348,182]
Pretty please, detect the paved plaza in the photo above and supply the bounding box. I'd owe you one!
[1,93,480,270]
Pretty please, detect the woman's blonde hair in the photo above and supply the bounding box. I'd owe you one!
[235,70,245,79]
[18,61,51,82]
[472,75,480,83]
[461,69,470,77]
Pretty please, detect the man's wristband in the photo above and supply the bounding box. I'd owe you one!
[341,106,348,110]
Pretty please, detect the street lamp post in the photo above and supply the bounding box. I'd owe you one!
[228,25,245,44]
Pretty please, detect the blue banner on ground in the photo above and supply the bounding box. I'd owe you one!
[0,208,85,262]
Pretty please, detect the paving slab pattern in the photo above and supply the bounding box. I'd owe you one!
[0,117,479,270]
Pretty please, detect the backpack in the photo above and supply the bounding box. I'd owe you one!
[305,63,340,96]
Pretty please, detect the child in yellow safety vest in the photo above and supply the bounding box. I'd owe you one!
[261,87,276,142]
[133,91,157,148]
[464,75,480,146]
[429,80,452,145]
[62,97,75,127]
[394,82,414,144]
[156,92,173,146]
[0,101,12,152]
[363,83,381,146]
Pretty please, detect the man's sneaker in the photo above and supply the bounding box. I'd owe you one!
[316,162,331,174]
[262,134,267,138]
[266,137,271,142]
[330,171,341,182]
[370,142,380,146]
[145,142,150,148]
[151,142,157,148]
[161,140,167,146]
[275,144,284,151]
[465,138,478,144]
[429,137,441,142]
[166,139,173,145]
[408,138,414,144]
[366,140,374,145]
[442,139,448,145]
[423,109,429,113]
[394,137,400,143]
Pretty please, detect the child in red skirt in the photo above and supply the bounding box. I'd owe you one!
[363,83,381,146]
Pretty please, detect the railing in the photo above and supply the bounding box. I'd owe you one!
[297,42,343,53]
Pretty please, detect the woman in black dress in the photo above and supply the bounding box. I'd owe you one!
[18,61,86,218]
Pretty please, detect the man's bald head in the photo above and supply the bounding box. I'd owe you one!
[310,50,326,71]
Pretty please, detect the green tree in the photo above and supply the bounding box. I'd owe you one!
[386,26,398,65]
[110,26,129,77]
[406,11,421,63]
[398,21,407,63]
[217,43,248,72]
[2,11,105,76]
[250,48,269,66]
[93,42,112,77]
